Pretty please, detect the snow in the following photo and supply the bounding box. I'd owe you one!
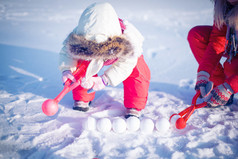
[0,0,238,158]
[9,65,43,81]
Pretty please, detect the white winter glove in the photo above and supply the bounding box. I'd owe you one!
[62,70,76,84]
[81,75,109,91]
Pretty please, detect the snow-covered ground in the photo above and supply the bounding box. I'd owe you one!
[1,0,238,158]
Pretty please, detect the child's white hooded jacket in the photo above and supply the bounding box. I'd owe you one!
[59,2,144,86]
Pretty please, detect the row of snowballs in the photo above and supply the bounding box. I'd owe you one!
[83,116,171,134]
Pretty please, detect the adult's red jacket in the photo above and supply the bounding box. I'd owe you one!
[198,24,238,93]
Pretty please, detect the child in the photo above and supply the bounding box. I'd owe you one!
[187,0,238,107]
[59,2,151,118]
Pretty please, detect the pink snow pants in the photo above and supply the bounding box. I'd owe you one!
[72,55,151,111]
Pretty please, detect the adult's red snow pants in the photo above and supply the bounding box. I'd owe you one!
[72,55,151,110]
[187,25,226,87]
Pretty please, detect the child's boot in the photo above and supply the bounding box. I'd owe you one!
[125,108,141,119]
[73,100,90,112]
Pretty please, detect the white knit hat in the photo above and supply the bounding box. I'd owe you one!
[76,2,122,43]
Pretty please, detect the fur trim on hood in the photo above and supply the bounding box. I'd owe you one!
[66,33,134,61]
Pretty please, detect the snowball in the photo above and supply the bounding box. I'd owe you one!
[83,116,97,131]
[140,118,154,134]
[155,118,170,133]
[126,116,140,132]
[170,114,181,128]
[97,118,112,133]
[112,117,127,133]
